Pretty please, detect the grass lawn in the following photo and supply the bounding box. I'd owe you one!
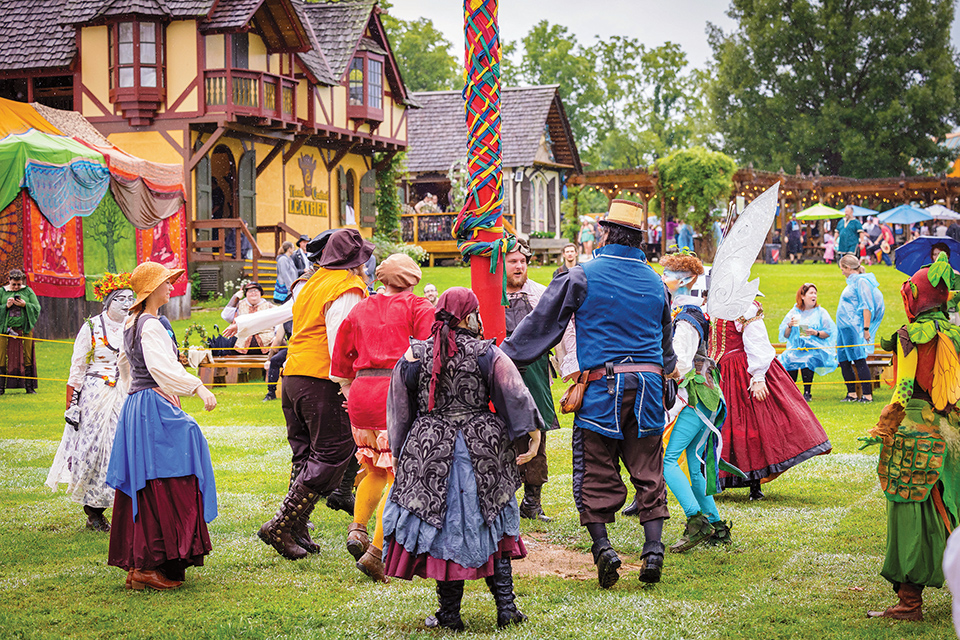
[0,261,953,639]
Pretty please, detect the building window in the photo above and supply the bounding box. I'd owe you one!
[532,174,548,233]
[367,59,382,110]
[109,20,164,96]
[349,58,364,106]
[346,53,384,122]
[231,33,249,70]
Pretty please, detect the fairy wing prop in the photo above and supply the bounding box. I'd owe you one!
[706,182,780,321]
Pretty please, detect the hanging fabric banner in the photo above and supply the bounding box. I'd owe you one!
[22,190,85,298]
[82,189,138,301]
[0,190,24,280]
[136,205,188,298]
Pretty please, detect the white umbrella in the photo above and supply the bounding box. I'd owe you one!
[924,204,960,220]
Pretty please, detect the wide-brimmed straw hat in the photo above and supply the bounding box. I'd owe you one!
[129,262,184,311]
[599,199,645,231]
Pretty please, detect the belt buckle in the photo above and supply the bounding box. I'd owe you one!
[605,362,615,395]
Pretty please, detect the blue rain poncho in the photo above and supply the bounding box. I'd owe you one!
[835,272,885,363]
[777,305,838,375]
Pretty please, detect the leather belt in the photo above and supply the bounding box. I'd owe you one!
[356,368,393,378]
[585,363,662,383]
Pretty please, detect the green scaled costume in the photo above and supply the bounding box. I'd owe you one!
[861,253,960,621]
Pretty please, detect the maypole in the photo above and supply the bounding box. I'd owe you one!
[456,0,514,343]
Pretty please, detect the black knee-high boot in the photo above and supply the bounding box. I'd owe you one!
[326,456,359,516]
[425,580,465,631]
[485,557,527,627]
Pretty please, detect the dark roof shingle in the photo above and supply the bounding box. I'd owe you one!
[301,1,372,81]
[0,0,76,71]
[200,0,260,29]
[405,85,581,174]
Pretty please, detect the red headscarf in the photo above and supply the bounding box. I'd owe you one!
[427,287,480,410]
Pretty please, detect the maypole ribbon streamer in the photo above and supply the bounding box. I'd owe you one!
[455,0,517,273]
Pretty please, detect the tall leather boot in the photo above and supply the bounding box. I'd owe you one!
[425,580,465,631]
[484,557,527,628]
[867,583,924,621]
[326,457,359,516]
[258,481,315,560]
[287,462,321,553]
[518,484,552,522]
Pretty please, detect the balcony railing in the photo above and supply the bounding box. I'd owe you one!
[204,69,297,125]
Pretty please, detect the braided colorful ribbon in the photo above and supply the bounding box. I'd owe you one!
[455,0,516,272]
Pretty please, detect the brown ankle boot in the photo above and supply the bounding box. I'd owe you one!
[356,545,388,583]
[346,522,369,561]
[867,583,923,621]
[130,569,182,591]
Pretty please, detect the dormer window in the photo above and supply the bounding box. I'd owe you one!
[346,52,383,123]
[108,20,165,125]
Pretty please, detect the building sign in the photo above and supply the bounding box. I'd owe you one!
[288,153,329,217]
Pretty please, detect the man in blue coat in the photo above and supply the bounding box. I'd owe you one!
[502,200,676,589]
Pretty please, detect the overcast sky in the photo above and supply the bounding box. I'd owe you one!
[387,0,960,71]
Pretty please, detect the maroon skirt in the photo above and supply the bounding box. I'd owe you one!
[384,535,527,581]
[108,476,212,580]
[717,351,831,488]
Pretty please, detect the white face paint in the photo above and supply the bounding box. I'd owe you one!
[107,289,135,322]
[662,270,696,295]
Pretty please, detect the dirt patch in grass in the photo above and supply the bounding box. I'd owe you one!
[513,532,643,580]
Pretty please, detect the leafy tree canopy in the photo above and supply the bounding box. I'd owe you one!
[656,147,737,233]
[708,0,960,178]
[381,14,460,93]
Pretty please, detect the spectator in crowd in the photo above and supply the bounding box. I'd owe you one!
[778,283,838,401]
[935,220,950,237]
[676,221,694,252]
[836,255,885,403]
[0,268,40,394]
[221,283,275,355]
[553,243,578,278]
[275,241,297,303]
[947,219,960,243]
[786,216,803,264]
[262,321,292,402]
[423,283,439,306]
[579,219,596,256]
[836,205,866,258]
[293,234,310,276]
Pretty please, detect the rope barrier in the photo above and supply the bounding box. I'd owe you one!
[776,341,882,353]
[0,334,75,345]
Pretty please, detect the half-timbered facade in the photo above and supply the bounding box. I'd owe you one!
[0,0,413,292]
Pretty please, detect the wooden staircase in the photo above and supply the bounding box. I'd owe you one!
[242,258,278,297]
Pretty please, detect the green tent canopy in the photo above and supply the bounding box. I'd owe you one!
[795,203,842,220]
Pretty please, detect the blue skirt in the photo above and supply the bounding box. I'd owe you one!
[382,432,520,569]
[106,389,217,524]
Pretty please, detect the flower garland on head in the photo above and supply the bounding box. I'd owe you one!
[92,272,133,302]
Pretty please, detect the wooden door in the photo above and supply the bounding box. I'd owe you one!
[238,149,256,233]
[194,139,211,243]
[359,169,377,228]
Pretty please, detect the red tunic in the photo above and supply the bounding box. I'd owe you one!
[709,317,832,488]
[330,292,435,430]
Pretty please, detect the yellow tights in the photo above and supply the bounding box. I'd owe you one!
[353,465,394,549]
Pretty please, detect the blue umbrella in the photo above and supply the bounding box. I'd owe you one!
[849,205,878,217]
[878,204,932,225]
[894,235,960,276]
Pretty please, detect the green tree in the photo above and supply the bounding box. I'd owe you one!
[517,21,600,146]
[708,0,960,177]
[381,15,459,92]
[374,151,405,241]
[656,147,737,234]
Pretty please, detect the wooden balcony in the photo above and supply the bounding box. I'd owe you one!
[204,69,298,128]
[400,211,517,267]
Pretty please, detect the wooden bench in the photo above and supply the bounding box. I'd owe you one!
[866,350,893,391]
[198,354,269,387]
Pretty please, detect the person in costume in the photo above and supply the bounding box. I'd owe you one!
[383,288,542,630]
[836,255,885,403]
[106,262,218,591]
[502,199,676,589]
[705,184,831,501]
[659,250,733,552]
[862,252,959,621]
[330,254,435,582]
[778,283,838,401]
[0,269,41,395]
[221,282,275,355]
[45,274,134,531]
[504,240,560,522]
[227,230,360,516]
[258,229,372,561]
